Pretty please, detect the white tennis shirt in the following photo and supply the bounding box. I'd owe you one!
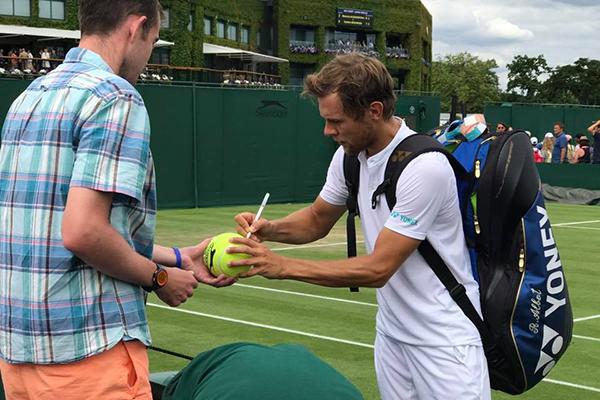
[319,120,482,347]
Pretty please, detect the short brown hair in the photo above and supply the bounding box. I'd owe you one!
[78,0,162,37]
[303,53,396,120]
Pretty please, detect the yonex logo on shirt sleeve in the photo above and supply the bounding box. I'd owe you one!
[390,211,418,225]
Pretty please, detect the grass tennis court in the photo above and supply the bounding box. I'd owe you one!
[148,202,600,399]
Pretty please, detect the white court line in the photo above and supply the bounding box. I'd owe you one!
[148,302,374,349]
[148,303,600,393]
[573,334,600,343]
[554,226,600,231]
[148,303,600,394]
[574,315,600,323]
[553,220,600,227]
[234,283,378,307]
[543,379,600,393]
[271,240,364,252]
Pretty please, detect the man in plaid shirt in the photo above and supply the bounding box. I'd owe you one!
[0,1,233,398]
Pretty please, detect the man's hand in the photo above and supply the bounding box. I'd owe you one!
[234,212,273,242]
[227,236,287,279]
[155,267,198,307]
[180,239,237,287]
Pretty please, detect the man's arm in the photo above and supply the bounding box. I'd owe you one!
[229,227,420,288]
[587,120,600,133]
[62,187,198,306]
[235,196,346,245]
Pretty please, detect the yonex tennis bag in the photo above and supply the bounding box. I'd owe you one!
[344,129,573,394]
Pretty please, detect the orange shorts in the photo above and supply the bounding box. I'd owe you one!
[0,340,151,400]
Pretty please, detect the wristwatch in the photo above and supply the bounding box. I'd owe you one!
[143,264,169,292]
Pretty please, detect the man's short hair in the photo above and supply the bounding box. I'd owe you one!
[554,121,565,130]
[303,53,397,121]
[78,0,162,37]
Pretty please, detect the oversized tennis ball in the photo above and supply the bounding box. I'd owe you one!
[203,232,252,277]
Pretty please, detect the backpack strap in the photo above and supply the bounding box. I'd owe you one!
[418,240,503,366]
[374,134,468,212]
[343,153,360,293]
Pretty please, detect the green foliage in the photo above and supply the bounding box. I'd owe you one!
[502,55,600,106]
[507,55,550,99]
[0,0,78,29]
[541,58,600,105]
[432,52,500,113]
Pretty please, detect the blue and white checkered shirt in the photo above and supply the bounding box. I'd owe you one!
[0,47,156,364]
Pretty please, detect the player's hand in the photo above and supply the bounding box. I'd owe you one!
[234,212,273,242]
[155,267,198,307]
[180,239,236,287]
[227,236,286,279]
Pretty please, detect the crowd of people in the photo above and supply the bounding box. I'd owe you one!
[385,45,409,59]
[221,71,284,89]
[289,41,319,54]
[0,47,65,75]
[495,120,600,164]
[324,40,380,58]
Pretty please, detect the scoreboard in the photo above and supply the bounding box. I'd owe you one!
[336,8,374,29]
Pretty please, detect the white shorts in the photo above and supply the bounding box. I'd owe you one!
[374,331,491,400]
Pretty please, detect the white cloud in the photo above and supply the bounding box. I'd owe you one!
[421,0,600,89]
[482,17,534,42]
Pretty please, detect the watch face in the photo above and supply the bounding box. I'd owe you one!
[156,269,169,287]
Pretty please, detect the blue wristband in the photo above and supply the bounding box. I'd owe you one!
[173,247,182,268]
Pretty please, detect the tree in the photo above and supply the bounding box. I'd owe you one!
[541,58,600,105]
[432,52,500,113]
[506,55,550,100]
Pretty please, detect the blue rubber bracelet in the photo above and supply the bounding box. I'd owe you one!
[173,247,182,268]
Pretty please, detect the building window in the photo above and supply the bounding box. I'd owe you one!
[204,17,211,35]
[386,33,410,60]
[227,23,237,41]
[241,26,249,44]
[0,0,31,16]
[216,20,225,38]
[39,0,64,19]
[161,9,170,29]
[187,12,194,32]
[289,63,315,87]
[325,29,378,57]
[290,26,317,54]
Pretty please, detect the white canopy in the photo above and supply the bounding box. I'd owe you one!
[0,24,174,47]
[203,43,288,63]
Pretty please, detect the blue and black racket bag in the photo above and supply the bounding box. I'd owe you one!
[344,128,573,394]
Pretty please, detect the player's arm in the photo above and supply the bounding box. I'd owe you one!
[230,227,419,288]
[235,196,346,245]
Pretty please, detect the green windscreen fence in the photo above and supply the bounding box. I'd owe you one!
[0,79,442,208]
[485,103,600,139]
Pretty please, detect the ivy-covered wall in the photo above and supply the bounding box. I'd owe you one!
[0,0,432,90]
[275,0,432,90]
[0,0,78,28]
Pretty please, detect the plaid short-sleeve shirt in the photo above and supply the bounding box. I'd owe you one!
[0,48,156,364]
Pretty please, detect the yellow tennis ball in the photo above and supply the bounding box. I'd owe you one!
[203,232,252,277]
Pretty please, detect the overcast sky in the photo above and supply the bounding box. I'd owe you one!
[420,0,600,89]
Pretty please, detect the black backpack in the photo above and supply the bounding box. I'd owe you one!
[343,130,573,394]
